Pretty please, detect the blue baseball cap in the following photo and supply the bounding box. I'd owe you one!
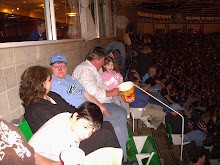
[50,53,67,65]
[171,103,184,110]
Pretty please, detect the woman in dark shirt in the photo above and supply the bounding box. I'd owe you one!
[19,66,76,133]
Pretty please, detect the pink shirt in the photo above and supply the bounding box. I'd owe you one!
[101,71,123,90]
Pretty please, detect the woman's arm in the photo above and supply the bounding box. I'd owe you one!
[34,153,61,165]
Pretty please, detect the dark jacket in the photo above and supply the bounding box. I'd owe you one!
[28,29,46,41]
[137,51,153,78]
[165,112,191,134]
[24,91,76,133]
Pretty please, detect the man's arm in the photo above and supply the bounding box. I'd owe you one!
[106,88,119,97]
[165,95,176,104]
[84,92,110,116]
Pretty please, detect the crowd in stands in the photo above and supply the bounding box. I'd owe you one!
[125,31,219,163]
[1,29,219,165]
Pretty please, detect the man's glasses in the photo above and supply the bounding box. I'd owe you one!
[52,65,67,70]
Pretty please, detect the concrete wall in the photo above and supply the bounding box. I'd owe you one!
[0,38,113,122]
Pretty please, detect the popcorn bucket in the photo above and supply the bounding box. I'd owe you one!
[61,147,85,165]
[118,81,135,103]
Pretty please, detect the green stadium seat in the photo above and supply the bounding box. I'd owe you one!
[147,152,162,165]
[165,122,191,145]
[17,120,33,142]
[126,124,156,165]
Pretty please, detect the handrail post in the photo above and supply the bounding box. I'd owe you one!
[133,84,184,161]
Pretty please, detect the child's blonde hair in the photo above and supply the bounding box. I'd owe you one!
[102,55,119,72]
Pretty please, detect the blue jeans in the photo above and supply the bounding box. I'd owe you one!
[184,130,207,146]
[103,103,128,161]
[149,92,171,113]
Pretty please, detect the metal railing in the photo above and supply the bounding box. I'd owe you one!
[133,84,185,161]
[168,74,204,106]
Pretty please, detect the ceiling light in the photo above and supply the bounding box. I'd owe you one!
[3,9,9,13]
[67,13,78,16]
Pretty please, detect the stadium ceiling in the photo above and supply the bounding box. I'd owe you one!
[119,0,220,16]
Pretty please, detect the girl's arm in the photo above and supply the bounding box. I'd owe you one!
[102,72,116,87]
[118,73,123,84]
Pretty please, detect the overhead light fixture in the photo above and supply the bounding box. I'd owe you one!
[3,9,9,13]
[39,4,44,8]
[67,13,78,16]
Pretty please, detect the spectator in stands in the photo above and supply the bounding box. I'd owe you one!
[193,112,210,136]
[28,19,46,41]
[161,81,176,104]
[50,53,109,115]
[28,102,112,163]
[0,119,61,165]
[141,66,162,91]
[170,89,179,103]
[178,90,186,105]
[141,79,171,114]
[126,70,141,82]
[129,76,166,130]
[73,48,129,161]
[181,101,193,118]
[105,41,126,77]
[19,65,120,155]
[137,45,153,78]
[19,66,76,133]
[101,55,131,119]
[188,146,210,165]
[166,103,207,146]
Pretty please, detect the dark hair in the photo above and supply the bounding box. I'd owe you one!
[142,45,149,51]
[165,80,172,87]
[86,47,106,61]
[74,102,103,131]
[35,19,45,27]
[19,66,51,108]
[112,49,120,55]
[188,146,209,163]
[102,56,119,72]
[126,71,139,81]
[128,76,139,83]
[169,89,176,96]
[94,46,104,52]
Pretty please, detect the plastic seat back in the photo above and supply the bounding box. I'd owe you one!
[165,122,173,144]
[141,136,156,154]
[17,120,33,142]
[148,153,162,165]
[126,138,138,162]
[127,124,133,139]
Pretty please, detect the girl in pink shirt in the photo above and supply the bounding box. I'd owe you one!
[102,55,131,118]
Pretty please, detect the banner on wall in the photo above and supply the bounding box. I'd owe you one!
[137,11,220,24]
[137,11,171,23]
